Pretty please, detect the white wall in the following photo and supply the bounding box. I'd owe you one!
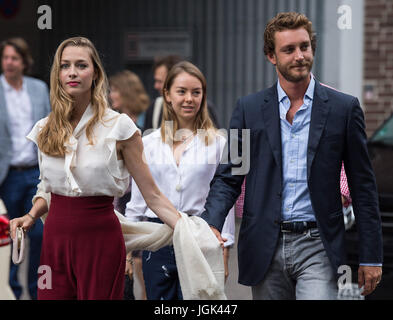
[321,0,364,107]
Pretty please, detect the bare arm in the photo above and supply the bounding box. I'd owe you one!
[118,132,181,229]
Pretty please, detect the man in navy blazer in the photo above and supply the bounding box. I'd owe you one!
[0,38,50,299]
[201,12,383,299]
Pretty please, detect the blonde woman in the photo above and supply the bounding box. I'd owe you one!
[125,61,235,300]
[9,37,181,300]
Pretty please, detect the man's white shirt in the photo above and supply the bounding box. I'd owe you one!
[1,75,36,166]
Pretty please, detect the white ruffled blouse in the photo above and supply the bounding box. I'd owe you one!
[27,104,138,197]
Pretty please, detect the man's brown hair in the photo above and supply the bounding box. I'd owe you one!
[263,12,316,56]
[153,55,182,73]
[0,37,34,74]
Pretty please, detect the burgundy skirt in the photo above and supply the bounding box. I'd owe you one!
[37,193,125,300]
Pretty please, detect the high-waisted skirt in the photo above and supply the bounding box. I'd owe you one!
[37,193,125,300]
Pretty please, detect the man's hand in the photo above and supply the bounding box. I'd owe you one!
[358,265,382,296]
[210,226,230,282]
[223,247,230,282]
[210,226,227,248]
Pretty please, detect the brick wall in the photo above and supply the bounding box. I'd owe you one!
[363,0,393,136]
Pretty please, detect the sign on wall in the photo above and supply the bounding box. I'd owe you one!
[124,31,192,61]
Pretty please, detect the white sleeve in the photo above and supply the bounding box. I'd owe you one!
[221,206,235,248]
[125,178,148,222]
[32,180,50,224]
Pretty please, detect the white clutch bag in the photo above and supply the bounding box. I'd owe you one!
[12,227,25,265]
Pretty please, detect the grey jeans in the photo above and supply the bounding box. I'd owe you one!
[252,228,338,300]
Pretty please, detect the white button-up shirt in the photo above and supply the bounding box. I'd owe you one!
[1,75,36,166]
[125,129,235,247]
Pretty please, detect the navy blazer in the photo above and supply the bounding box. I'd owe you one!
[0,76,51,184]
[201,80,383,286]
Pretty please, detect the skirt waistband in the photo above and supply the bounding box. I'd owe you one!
[50,193,114,217]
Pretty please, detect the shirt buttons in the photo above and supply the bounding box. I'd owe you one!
[176,184,182,192]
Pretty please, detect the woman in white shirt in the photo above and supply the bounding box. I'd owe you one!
[8,37,181,300]
[126,61,235,300]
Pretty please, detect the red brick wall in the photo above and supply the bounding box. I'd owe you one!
[363,0,393,136]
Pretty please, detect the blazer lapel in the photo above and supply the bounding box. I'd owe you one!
[307,80,330,180]
[25,77,40,123]
[261,84,282,171]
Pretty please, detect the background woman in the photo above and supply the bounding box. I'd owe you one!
[126,61,235,300]
[109,70,149,129]
[9,37,181,300]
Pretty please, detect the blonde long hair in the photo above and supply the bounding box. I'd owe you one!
[161,61,216,146]
[37,37,109,157]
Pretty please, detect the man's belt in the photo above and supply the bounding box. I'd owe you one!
[9,165,38,172]
[279,221,317,233]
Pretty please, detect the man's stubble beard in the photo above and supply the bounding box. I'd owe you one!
[276,59,314,83]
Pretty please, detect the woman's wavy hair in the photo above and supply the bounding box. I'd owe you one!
[161,61,216,146]
[37,37,109,157]
[109,70,150,117]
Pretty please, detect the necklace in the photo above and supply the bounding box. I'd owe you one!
[181,132,195,144]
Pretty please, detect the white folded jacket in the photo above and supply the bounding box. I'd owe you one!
[117,211,226,300]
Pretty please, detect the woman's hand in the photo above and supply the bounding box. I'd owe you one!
[9,213,36,239]
[9,197,48,239]
[125,252,134,279]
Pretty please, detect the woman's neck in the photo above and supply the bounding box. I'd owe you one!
[70,94,91,128]
[177,119,195,132]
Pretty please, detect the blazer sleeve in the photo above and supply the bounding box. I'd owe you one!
[343,98,383,264]
[201,98,246,232]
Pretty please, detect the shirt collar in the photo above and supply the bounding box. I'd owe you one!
[277,74,315,104]
[73,103,94,138]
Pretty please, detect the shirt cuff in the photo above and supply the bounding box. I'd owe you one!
[221,232,234,248]
[359,263,383,267]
